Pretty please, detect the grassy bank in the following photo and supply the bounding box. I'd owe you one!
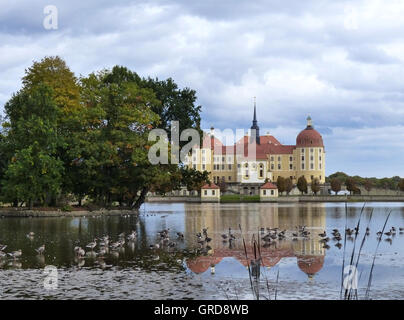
[220,194,260,203]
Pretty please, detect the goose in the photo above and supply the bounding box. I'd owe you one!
[376,231,382,237]
[202,228,208,236]
[335,243,342,249]
[35,245,45,255]
[221,234,228,240]
[74,246,85,257]
[322,244,330,250]
[318,231,327,238]
[86,240,97,250]
[127,231,137,241]
[333,235,342,242]
[384,231,392,237]
[177,232,184,240]
[8,249,22,259]
[399,227,404,232]
[0,251,6,258]
[150,243,160,249]
[319,237,330,243]
[0,244,7,251]
[205,237,212,243]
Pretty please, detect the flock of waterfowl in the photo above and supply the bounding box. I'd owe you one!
[0,223,403,264]
[256,225,404,250]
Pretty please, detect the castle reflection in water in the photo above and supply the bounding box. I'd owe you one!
[184,203,326,279]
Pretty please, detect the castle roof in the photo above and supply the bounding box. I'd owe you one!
[201,183,220,189]
[260,182,278,189]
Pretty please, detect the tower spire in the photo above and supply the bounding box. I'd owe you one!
[250,97,260,144]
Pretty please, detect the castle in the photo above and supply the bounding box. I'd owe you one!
[186,103,325,195]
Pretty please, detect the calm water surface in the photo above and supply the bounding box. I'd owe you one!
[0,202,403,300]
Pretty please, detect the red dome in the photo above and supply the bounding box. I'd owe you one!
[296,255,324,276]
[296,127,324,147]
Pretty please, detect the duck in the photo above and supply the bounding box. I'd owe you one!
[177,232,184,240]
[318,231,327,238]
[0,244,7,252]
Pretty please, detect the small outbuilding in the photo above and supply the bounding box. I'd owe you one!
[201,183,220,202]
[260,182,278,202]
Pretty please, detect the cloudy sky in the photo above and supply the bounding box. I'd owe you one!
[1,0,404,177]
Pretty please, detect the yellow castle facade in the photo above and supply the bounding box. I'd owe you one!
[186,104,325,195]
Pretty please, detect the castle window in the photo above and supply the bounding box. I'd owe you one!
[289,156,293,162]
[310,163,314,170]
[237,164,241,168]
[271,164,274,170]
[263,190,267,195]
[259,169,263,178]
[193,164,196,169]
[222,157,225,162]
[289,164,293,170]
[228,164,232,170]
[278,156,281,162]
[302,164,305,170]
[301,148,304,153]
[202,149,205,154]
[301,156,305,161]
[212,190,215,196]
[310,148,314,153]
[319,156,322,161]
[202,164,206,170]
[222,164,225,170]
[310,156,314,161]
[204,190,207,195]
[278,164,281,170]
[319,164,322,169]
[228,176,231,181]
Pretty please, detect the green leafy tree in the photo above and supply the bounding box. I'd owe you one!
[2,85,63,208]
[297,176,308,195]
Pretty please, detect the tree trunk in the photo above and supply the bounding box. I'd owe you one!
[132,187,148,210]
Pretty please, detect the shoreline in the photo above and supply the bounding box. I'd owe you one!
[146,195,404,204]
[0,208,138,218]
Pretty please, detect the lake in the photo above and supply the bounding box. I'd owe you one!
[0,202,403,300]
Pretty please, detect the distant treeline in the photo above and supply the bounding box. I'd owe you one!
[326,171,404,193]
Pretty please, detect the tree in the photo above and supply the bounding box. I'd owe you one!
[276,176,286,195]
[20,56,81,205]
[364,179,373,194]
[330,178,342,195]
[297,176,308,195]
[180,167,210,194]
[1,85,64,208]
[77,68,160,207]
[218,179,227,193]
[285,177,293,195]
[398,179,404,193]
[345,177,357,195]
[311,178,321,195]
